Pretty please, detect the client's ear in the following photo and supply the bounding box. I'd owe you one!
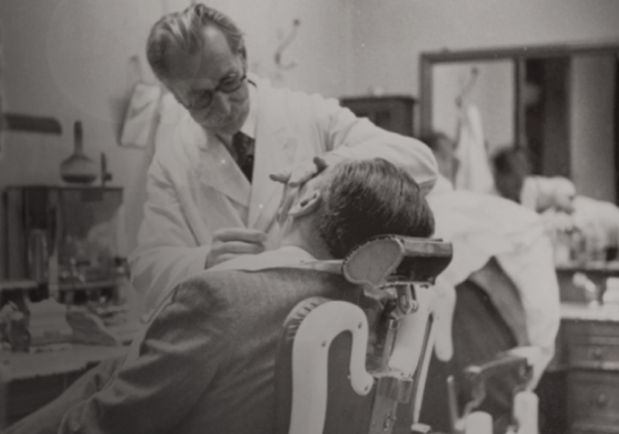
[288,190,321,218]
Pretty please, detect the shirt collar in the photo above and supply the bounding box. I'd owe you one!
[208,245,318,273]
[240,79,258,140]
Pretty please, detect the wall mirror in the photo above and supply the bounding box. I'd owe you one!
[419,43,619,203]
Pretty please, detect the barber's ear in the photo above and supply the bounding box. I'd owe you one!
[288,190,321,218]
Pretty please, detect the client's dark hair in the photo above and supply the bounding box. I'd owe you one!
[315,158,435,259]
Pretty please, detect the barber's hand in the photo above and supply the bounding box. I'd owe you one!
[205,228,267,269]
[270,155,331,187]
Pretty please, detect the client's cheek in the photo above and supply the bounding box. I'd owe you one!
[277,200,293,226]
[277,186,299,225]
[276,207,287,226]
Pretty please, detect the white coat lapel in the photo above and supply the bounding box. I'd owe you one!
[248,78,294,231]
[193,125,250,207]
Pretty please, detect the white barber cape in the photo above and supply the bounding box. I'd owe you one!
[129,74,438,310]
[427,179,561,388]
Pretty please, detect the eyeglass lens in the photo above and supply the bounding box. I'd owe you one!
[190,74,246,110]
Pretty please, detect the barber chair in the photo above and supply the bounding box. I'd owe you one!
[446,347,540,434]
[274,235,453,434]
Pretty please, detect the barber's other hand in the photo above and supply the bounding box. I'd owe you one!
[270,155,331,187]
[206,228,267,269]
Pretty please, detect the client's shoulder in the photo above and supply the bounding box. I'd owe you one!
[175,268,245,295]
[181,266,355,300]
[164,270,242,313]
[170,267,283,303]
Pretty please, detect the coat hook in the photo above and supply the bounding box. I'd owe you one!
[274,19,301,71]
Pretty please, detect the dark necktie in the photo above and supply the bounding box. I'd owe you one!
[232,131,255,182]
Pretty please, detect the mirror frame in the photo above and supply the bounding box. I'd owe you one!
[419,42,619,144]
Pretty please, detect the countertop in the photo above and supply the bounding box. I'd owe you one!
[561,301,619,322]
[556,261,619,274]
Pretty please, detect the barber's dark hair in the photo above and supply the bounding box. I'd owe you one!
[315,158,435,259]
[417,131,452,154]
[417,131,457,181]
[146,3,246,80]
[492,147,531,177]
[492,147,531,202]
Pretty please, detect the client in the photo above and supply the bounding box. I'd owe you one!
[7,157,434,434]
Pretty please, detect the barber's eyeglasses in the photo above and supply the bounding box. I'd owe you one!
[182,73,247,111]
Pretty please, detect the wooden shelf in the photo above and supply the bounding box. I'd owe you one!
[340,96,416,137]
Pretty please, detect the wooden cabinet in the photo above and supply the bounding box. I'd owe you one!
[563,319,619,433]
[3,368,89,427]
[339,96,416,137]
[568,371,619,434]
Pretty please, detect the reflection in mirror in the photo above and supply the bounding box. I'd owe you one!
[567,55,615,202]
[420,44,619,204]
[432,60,515,159]
[523,54,617,202]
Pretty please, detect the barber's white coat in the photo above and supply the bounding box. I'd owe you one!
[129,74,438,309]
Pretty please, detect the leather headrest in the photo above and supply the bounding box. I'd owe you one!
[342,235,452,289]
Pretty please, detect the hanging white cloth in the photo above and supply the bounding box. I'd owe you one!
[454,104,495,194]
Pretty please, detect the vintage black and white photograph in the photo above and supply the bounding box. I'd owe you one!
[1,1,619,433]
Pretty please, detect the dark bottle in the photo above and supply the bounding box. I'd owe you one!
[60,121,98,184]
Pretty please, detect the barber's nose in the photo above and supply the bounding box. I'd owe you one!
[211,92,232,115]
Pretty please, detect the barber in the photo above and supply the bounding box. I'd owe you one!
[130,3,438,309]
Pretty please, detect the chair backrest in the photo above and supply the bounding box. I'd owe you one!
[274,235,453,434]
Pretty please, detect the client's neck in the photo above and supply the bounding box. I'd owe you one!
[280,220,332,260]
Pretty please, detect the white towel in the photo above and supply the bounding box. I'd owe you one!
[454,104,495,194]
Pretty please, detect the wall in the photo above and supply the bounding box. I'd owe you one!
[229,0,353,96]
[349,0,619,97]
[348,0,619,199]
[0,0,352,276]
[570,55,616,202]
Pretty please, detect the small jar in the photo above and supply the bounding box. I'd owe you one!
[569,229,587,264]
[603,277,619,305]
[554,230,571,265]
[28,229,48,283]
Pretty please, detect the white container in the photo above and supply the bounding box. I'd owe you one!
[603,277,619,304]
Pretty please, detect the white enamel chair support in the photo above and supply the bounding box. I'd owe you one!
[463,391,539,434]
[387,283,438,426]
[289,301,373,434]
[458,346,542,434]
